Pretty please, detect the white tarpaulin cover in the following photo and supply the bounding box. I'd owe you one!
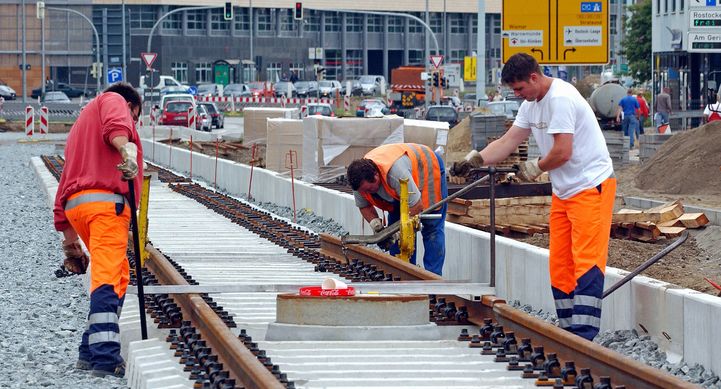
[301,115,404,183]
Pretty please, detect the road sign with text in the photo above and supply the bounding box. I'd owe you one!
[502,0,609,64]
[141,52,158,69]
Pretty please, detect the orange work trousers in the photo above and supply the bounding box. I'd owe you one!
[64,189,131,298]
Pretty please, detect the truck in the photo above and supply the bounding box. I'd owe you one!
[388,66,426,117]
[589,81,626,131]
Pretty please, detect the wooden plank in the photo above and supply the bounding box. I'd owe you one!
[678,213,709,229]
[659,226,686,238]
[613,209,645,222]
[657,218,684,227]
[509,224,536,235]
[612,200,685,223]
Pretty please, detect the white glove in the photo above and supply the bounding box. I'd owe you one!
[117,142,139,180]
[464,149,484,166]
[516,158,543,182]
[369,218,384,233]
[450,150,484,177]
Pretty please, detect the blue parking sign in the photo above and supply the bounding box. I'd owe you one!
[107,68,123,84]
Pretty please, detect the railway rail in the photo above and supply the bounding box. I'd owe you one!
[40,156,695,389]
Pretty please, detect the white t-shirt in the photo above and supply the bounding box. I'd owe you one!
[513,79,614,199]
[703,102,721,117]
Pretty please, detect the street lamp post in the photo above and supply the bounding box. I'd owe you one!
[47,6,101,93]
[37,1,46,97]
[476,0,486,102]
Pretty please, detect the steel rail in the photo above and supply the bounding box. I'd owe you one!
[144,244,284,389]
[320,233,696,389]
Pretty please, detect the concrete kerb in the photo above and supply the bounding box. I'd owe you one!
[138,139,721,376]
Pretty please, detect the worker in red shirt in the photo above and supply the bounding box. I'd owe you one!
[53,82,143,378]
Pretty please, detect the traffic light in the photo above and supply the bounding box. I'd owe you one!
[441,77,448,89]
[294,2,303,20]
[432,72,439,87]
[224,2,233,21]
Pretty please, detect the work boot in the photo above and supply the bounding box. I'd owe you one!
[75,359,91,370]
[90,362,125,378]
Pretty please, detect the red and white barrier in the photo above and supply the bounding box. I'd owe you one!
[344,96,350,112]
[197,96,332,105]
[187,106,196,129]
[387,97,393,107]
[149,106,158,126]
[39,106,48,135]
[25,106,34,137]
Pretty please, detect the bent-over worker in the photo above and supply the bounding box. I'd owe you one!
[53,82,143,377]
[347,143,448,275]
[451,53,616,341]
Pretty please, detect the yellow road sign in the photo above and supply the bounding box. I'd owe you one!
[463,56,477,81]
[502,0,609,65]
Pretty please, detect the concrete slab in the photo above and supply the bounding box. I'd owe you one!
[265,322,442,341]
[683,291,721,373]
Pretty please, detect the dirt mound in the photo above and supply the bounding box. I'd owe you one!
[635,122,721,195]
[445,113,473,165]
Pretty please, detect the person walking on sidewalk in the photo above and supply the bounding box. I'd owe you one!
[636,91,649,137]
[53,82,143,378]
[616,89,640,149]
[347,143,448,275]
[450,53,616,341]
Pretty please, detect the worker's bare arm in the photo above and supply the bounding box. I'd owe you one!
[480,125,531,165]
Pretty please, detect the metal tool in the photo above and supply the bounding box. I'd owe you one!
[127,180,148,340]
[602,230,688,299]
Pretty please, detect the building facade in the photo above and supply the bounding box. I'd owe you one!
[1,0,630,95]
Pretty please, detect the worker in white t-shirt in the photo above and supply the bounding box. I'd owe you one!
[450,53,616,341]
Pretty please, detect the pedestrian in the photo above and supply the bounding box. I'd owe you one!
[654,87,672,127]
[53,82,143,378]
[290,70,299,84]
[346,143,448,275]
[636,90,649,136]
[703,92,721,123]
[450,53,615,341]
[616,88,640,149]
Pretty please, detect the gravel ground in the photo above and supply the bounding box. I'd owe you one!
[510,300,721,388]
[4,131,717,388]
[0,133,127,388]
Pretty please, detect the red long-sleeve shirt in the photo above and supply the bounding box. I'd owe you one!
[53,92,143,231]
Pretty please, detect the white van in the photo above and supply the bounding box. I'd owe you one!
[140,75,184,90]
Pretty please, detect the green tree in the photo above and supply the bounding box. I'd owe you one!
[621,0,652,83]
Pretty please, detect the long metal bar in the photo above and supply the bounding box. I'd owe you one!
[127,181,148,340]
[602,231,689,298]
[488,167,496,288]
[126,281,495,296]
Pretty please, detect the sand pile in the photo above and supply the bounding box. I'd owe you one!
[635,121,721,195]
[445,112,473,165]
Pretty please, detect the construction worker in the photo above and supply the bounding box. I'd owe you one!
[347,143,448,275]
[451,53,615,341]
[53,82,143,377]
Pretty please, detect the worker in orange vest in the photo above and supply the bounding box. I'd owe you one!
[347,143,448,275]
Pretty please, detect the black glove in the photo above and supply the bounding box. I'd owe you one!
[377,232,400,251]
[450,150,484,177]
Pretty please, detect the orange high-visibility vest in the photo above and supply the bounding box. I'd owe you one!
[361,143,442,212]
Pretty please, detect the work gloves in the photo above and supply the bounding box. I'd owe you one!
[450,150,484,177]
[515,158,544,182]
[62,239,89,275]
[369,218,384,233]
[377,232,400,252]
[117,142,139,180]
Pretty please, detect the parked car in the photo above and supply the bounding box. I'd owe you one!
[487,100,520,119]
[462,93,489,108]
[274,81,297,98]
[196,83,221,98]
[31,82,90,99]
[425,105,459,127]
[318,80,342,98]
[160,86,190,95]
[223,83,250,98]
[305,103,334,117]
[358,75,386,96]
[41,91,71,103]
[247,81,274,98]
[294,81,319,98]
[356,98,389,117]
[0,85,16,100]
[195,104,212,131]
[160,101,194,126]
[340,79,363,96]
[159,93,195,112]
[198,102,224,129]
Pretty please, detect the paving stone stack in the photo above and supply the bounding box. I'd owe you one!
[639,133,673,162]
[602,131,630,167]
[470,113,507,150]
